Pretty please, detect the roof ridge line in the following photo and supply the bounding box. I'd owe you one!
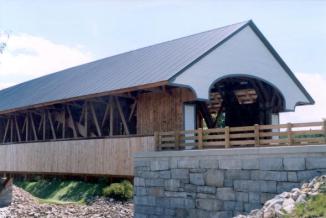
[0,20,250,93]
[106,20,250,57]
[167,20,251,82]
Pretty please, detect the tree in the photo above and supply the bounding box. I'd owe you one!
[0,31,10,54]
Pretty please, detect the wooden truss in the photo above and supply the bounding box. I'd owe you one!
[0,94,137,144]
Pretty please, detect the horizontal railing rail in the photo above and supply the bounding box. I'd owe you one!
[154,120,326,150]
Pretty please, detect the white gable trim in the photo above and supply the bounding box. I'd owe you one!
[171,26,311,111]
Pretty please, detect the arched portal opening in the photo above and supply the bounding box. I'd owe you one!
[197,76,285,128]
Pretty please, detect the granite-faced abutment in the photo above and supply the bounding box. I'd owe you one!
[133,145,326,218]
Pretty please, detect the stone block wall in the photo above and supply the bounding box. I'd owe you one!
[133,145,326,218]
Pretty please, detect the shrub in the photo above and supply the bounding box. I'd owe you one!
[102,180,133,201]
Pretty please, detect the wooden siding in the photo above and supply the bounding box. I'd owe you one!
[0,136,155,176]
[137,88,196,135]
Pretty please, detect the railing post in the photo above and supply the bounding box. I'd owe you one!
[198,128,203,149]
[175,130,180,150]
[287,123,293,145]
[225,126,230,148]
[254,124,260,147]
[154,132,159,151]
[323,119,326,143]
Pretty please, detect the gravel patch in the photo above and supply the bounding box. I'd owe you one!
[0,186,133,218]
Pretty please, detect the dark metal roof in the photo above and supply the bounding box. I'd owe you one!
[0,20,314,113]
[0,21,249,113]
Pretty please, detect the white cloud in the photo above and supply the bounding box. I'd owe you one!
[280,72,326,123]
[0,82,14,90]
[0,33,93,89]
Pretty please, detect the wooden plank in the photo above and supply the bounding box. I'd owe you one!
[160,136,176,142]
[62,109,66,139]
[203,128,225,133]
[260,131,288,137]
[230,133,255,139]
[225,126,230,148]
[197,128,203,149]
[56,119,60,131]
[48,111,57,140]
[203,141,226,146]
[25,114,29,141]
[67,106,77,138]
[259,139,289,144]
[115,96,130,135]
[14,116,21,142]
[203,134,225,140]
[109,97,114,136]
[79,103,85,123]
[22,116,27,133]
[159,131,176,136]
[230,126,255,132]
[29,113,38,141]
[287,123,293,145]
[90,102,102,137]
[128,101,137,122]
[85,102,88,137]
[254,124,259,146]
[2,119,9,143]
[42,111,46,140]
[230,140,255,146]
[154,132,159,151]
[10,118,13,142]
[101,101,110,127]
[0,136,155,176]
[175,130,180,150]
[136,87,196,135]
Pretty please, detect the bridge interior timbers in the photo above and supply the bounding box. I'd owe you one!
[0,91,141,144]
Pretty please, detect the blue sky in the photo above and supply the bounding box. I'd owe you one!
[0,0,325,122]
[1,0,325,73]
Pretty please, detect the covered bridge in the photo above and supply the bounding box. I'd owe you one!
[0,20,317,178]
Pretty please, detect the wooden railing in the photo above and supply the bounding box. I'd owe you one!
[154,120,326,150]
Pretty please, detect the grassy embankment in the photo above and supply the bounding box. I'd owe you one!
[286,182,326,218]
[15,179,106,204]
[15,178,132,204]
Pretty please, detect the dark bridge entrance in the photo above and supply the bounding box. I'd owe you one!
[198,76,285,128]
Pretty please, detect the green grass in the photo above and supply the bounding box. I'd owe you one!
[102,180,133,201]
[288,194,326,218]
[286,182,326,218]
[15,179,107,204]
